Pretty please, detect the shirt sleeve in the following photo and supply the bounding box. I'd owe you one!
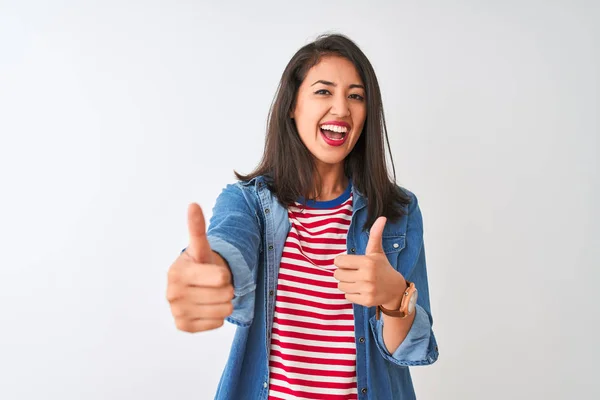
[369,192,439,366]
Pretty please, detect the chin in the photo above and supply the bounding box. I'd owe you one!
[314,153,347,166]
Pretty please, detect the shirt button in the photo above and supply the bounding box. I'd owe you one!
[265,208,270,214]
[361,387,367,394]
[269,290,274,296]
[258,182,263,188]
[268,245,274,250]
[263,382,268,388]
[393,243,400,248]
[350,248,356,253]
[359,337,365,343]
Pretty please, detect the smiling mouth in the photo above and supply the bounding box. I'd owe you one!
[319,124,350,146]
[319,124,349,140]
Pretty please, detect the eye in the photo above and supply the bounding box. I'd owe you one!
[314,89,364,101]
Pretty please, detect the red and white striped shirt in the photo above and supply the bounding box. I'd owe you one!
[268,189,357,400]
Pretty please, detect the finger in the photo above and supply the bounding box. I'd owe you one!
[169,262,231,288]
[199,302,234,319]
[334,254,361,270]
[175,318,225,333]
[344,293,369,307]
[177,302,234,320]
[186,203,213,263]
[168,284,234,304]
[333,267,359,283]
[186,264,232,288]
[338,281,360,294]
[185,286,235,304]
[365,216,386,255]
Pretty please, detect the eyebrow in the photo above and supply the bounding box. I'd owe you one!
[311,80,365,90]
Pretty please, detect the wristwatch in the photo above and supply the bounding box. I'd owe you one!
[376,280,418,320]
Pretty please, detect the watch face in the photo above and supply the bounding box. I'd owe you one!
[408,291,418,314]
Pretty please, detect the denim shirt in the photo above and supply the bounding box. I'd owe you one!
[197,175,439,400]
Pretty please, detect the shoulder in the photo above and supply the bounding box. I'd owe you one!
[215,176,262,208]
[216,175,277,207]
[394,185,423,236]
[220,175,267,192]
[395,185,420,214]
[235,174,271,190]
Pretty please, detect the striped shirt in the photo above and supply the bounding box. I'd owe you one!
[268,187,357,400]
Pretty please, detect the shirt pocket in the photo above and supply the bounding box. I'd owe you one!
[382,234,406,271]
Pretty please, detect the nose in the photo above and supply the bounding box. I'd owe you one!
[330,94,350,117]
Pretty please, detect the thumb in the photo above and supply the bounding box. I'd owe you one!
[186,203,212,263]
[365,216,386,255]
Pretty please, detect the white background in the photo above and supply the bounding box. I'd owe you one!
[1,1,598,399]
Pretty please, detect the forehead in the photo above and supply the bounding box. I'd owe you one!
[304,55,363,85]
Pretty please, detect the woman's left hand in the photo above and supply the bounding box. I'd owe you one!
[333,216,407,309]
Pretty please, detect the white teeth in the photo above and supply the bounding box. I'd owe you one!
[320,124,348,133]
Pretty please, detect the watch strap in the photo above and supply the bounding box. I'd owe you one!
[376,280,413,320]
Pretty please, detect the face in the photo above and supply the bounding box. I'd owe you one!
[291,56,367,168]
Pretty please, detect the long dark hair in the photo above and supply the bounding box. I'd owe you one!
[235,33,410,231]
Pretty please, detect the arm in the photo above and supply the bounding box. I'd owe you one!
[380,280,416,354]
[370,193,439,366]
[183,183,261,327]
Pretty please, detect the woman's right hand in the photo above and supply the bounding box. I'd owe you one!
[166,203,234,333]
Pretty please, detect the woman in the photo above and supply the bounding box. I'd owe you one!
[167,33,439,400]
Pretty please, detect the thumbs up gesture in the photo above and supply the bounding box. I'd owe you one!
[333,217,407,310]
[166,203,234,333]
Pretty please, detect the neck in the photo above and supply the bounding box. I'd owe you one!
[312,163,348,201]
